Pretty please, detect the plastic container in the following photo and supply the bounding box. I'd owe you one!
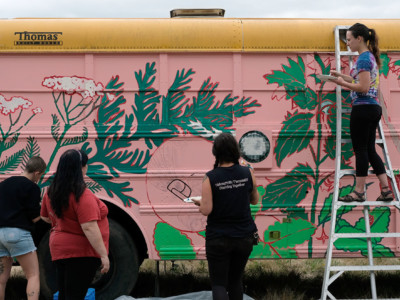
[53,288,95,300]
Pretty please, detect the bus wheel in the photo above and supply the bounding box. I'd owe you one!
[38,219,140,300]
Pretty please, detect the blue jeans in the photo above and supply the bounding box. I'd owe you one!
[206,236,254,300]
[0,227,36,257]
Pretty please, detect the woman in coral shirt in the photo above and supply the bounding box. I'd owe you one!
[41,149,109,299]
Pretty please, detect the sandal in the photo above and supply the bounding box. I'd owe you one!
[339,190,366,202]
[376,186,394,202]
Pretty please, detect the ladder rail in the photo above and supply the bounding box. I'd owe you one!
[378,122,400,201]
[363,206,377,299]
[320,25,343,300]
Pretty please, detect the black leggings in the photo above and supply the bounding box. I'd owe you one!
[350,105,386,177]
[55,257,100,300]
[206,236,253,300]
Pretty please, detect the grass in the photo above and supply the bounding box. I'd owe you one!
[6,258,400,299]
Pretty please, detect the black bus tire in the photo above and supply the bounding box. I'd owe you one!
[38,218,140,300]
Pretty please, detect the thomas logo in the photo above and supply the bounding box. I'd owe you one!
[14,31,63,46]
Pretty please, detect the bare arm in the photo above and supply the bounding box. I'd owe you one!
[81,220,110,274]
[40,216,51,224]
[32,216,41,223]
[199,175,213,216]
[332,71,370,93]
[330,70,353,83]
[250,169,259,205]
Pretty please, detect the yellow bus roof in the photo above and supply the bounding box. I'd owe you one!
[1,18,400,53]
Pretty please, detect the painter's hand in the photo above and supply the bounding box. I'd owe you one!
[192,198,201,206]
[330,70,341,78]
[331,76,345,86]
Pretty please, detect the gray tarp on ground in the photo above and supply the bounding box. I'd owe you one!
[115,291,254,300]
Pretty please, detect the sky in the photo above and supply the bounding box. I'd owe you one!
[1,0,400,19]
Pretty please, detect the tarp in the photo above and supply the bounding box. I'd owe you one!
[115,291,254,300]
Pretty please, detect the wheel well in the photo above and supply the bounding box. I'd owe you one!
[104,201,148,264]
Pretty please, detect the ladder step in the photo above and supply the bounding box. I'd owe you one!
[339,169,396,179]
[331,265,400,272]
[336,201,400,208]
[340,51,359,56]
[339,169,375,177]
[342,108,351,114]
[333,232,400,239]
[340,139,382,145]
[339,169,355,176]
[341,139,352,144]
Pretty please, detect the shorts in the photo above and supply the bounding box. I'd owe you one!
[0,227,37,257]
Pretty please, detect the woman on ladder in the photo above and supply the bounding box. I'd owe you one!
[330,23,394,202]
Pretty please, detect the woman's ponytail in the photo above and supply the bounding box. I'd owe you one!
[368,28,381,69]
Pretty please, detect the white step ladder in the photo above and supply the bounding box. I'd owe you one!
[320,25,400,300]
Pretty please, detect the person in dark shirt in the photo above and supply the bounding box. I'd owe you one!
[0,156,46,300]
[193,133,259,300]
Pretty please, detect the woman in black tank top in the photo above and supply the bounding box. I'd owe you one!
[193,132,259,300]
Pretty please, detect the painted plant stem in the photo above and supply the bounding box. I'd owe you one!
[38,123,71,186]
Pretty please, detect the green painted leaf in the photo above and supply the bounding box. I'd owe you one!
[354,207,391,236]
[334,207,394,257]
[0,149,25,173]
[192,79,229,126]
[394,59,400,80]
[85,181,103,193]
[325,91,352,137]
[133,62,164,147]
[314,54,332,79]
[265,57,318,109]
[318,185,354,226]
[262,163,313,211]
[60,127,88,147]
[264,218,316,255]
[380,53,390,77]
[3,133,19,151]
[249,242,275,259]
[86,75,154,206]
[51,114,61,142]
[87,162,138,206]
[361,243,394,257]
[21,137,41,170]
[154,222,196,260]
[286,87,318,110]
[274,111,314,167]
[324,135,353,163]
[162,68,194,124]
[232,96,261,118]
[334,218,363,252]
